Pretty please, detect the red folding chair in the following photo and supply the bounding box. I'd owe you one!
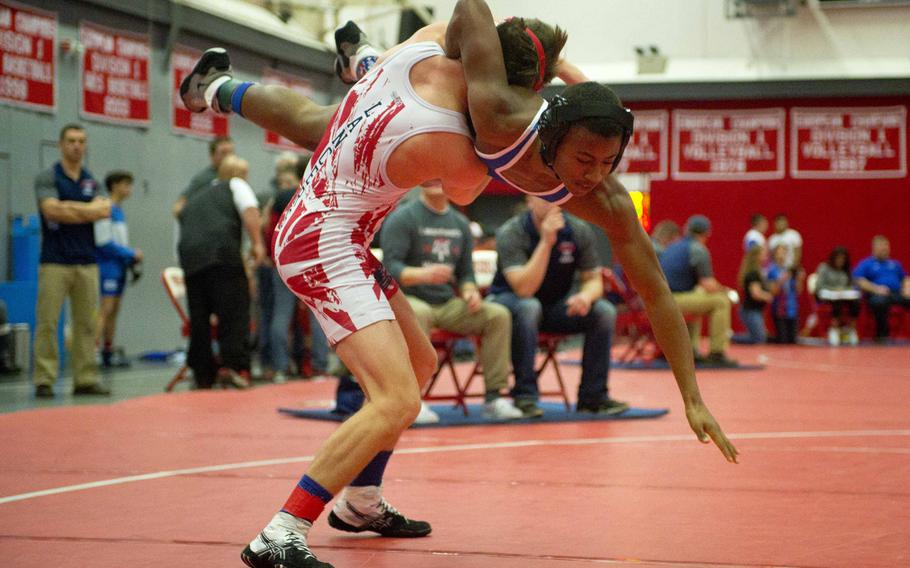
[421,329,478,416]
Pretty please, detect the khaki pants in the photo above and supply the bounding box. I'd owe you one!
[34,264,99,388]
[672,289,731,354]
[406,296,512,394]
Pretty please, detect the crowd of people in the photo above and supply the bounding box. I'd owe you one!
[29,125,910,405]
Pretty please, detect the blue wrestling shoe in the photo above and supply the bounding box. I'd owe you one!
[179,47,233,113]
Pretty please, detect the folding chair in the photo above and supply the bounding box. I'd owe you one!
[421,329,476,416]
[419,250,498,415]
[161,267,191,392]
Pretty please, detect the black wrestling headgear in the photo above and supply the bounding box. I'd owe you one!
[538,88,634,172]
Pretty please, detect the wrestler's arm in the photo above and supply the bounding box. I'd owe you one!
[563,178,739,463]
[557,59,589,85]
[444,0,528,146]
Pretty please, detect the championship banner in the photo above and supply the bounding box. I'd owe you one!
[790,106,907,179]
[171,45,229,138]
[0,0,56,112]
[672,108,785,180]
[617,110,668,180]
[80,21,149,125]
[262,67,313,151]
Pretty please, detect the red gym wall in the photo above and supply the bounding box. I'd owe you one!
[636,96,910,289]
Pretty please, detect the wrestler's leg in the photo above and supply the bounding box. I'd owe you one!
[180,49,337,150]
[325,289,437,537]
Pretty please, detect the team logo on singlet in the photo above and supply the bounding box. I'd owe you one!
[303,99,387,189]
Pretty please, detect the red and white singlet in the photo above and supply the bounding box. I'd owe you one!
[273,42,471,345]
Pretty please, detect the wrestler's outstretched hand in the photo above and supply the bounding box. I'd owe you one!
[685,402,738,463]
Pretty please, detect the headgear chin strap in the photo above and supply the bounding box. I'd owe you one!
[538,93,635,173]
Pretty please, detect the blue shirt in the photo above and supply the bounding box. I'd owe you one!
[659,237,713,293]
[95,203,135,276]
[853,256,907,293]
[767,263,799,318]
[34,163,100,265]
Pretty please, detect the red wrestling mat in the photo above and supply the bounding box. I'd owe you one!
[2,345,909,567]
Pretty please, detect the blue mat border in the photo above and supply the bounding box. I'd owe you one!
[278,402,669,428]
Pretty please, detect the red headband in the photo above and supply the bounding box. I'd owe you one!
[524,27,547,91]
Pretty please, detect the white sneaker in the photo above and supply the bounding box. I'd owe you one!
[847,329,859,346]
[273,371,287,384]
[482,397,523,420]
[828,327,840,346]
[414,402,439,424]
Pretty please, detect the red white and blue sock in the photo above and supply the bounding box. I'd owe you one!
[282,474,333,523]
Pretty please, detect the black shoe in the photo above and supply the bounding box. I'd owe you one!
[179,47,233,113]
[704,352,739,368]
[577,398,630,416]
[334,21,368,84]
[515,399,544,418]
[241,530,333,568]
[328,500,431,538]
[35,384,54,398]
[73,384,111,396]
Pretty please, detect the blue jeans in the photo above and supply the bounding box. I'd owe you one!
[256,265,275,368]
[270,270,330,374]
[491,292,616,406]
[734,306,767,344]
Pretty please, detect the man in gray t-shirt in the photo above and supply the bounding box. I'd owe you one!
[381,184,521,420]
[658,215,736,366]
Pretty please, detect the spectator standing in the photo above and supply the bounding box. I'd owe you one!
[853,235,910,341]
[743,213,768,252]
[733,245,772,344]
[767,245,803,344]
[768,214,803,270]
[262,164,330,382]
[177,155,265,388]
[94,171,142,367]
[256,151,304,376]
[33,124,112,398]
[381,184,521,420]
[489,197,628,418]
[171,136,235,216]
[658,215,738,366]
[815,246,861,346]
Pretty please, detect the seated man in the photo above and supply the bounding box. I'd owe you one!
[381,184,521,420]
[488,196,628,418]
[658,215,737,367]
[853,235,910,341]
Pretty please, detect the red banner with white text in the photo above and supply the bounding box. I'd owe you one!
[0,0,56,112]
[618,109,668,179]
[672,108,785,180]
[262,67,314,151]
[170,45,229,138]
[80,21,149,125]
[790,106,906,179]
